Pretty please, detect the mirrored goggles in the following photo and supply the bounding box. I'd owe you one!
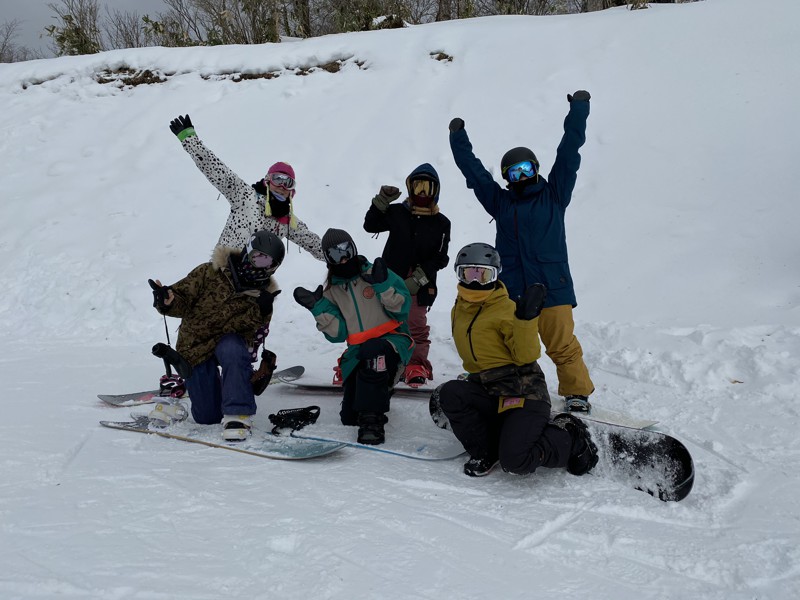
[456,264,498,285]
[505,160,538,183]
[325,240,356,264]
[268,172,295,190]
[411,179,434,197]
[246,249,276,269]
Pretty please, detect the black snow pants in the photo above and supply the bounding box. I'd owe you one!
[339,338,400,425]
[438,372,572,475]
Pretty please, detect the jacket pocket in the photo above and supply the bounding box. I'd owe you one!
[536,254,572,291]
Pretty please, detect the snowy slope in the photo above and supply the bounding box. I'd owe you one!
[1,0,799,597]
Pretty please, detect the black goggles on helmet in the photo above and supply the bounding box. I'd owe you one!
[245,240,277,269]
[325,241,356,264]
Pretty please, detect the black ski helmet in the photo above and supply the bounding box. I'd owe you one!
[500,146,540,181]
[245,230,285,272]
[454,242,502,272]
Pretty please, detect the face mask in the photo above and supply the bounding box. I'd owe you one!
[330,257,361,280]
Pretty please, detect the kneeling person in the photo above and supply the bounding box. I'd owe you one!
[434,243,598,477]
[293,229,413,445]
[148,230,285,441]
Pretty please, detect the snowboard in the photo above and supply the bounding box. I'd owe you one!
[277,394,466,461]
[281,373,657,430]
[289,429,466,461]
[99,365,305,407]
[585,419,694,502]
[277,377,435,396]
[99,415,345,460]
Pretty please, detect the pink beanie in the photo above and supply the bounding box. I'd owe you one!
[267,161,295,179]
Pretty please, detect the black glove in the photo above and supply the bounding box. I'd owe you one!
[515,283,547,320]
[148,278,172,311]
[293,285,324,310]
[169,114,194,137]
[256,289,281,316]
[449,118,464,133]
[567,90,591,103]
[251,349,277,396]
[361,257,388,285]
[372,185,402,212]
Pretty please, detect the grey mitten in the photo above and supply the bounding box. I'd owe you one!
[372,185,402,212]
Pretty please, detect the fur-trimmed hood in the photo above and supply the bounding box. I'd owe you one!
[211,245,280,296]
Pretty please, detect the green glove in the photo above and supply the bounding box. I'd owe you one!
[404,276,420,295]
[404,266,429,295]
[372,185,402,212]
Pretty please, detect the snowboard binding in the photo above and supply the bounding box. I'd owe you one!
[269,405,321,435]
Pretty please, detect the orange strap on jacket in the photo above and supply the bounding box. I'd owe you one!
[347,320,401,346]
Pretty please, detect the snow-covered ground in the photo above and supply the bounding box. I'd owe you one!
[1,0,799,597]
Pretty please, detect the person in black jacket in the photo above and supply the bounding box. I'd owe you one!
[363,163,451,387]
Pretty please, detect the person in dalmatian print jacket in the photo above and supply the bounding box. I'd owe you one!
[168,114,325,262]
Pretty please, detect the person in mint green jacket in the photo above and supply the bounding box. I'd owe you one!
[293,229,413,445]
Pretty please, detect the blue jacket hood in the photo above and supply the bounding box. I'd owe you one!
[405,163,441,203]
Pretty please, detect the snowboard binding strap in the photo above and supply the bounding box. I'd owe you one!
[269,405,321,435]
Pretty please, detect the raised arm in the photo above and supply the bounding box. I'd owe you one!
[169,114,253,208]
[448,118,504,218]
[547,91,590,208]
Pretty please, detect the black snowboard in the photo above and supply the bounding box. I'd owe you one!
[585,418,694,502]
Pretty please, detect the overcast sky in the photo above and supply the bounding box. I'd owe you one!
[1,0,166,57]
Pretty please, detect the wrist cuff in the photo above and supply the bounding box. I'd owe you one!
[177,127,196,142]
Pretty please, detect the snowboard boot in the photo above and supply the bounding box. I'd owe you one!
[222,415,253,442]
[463,455,499,477]
[357,412,387,445]
[403,364,431,388]
[148,401,189,427]
[565,395,592,413]
[553,413,598,476]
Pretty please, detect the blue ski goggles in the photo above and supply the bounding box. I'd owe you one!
[505,160,538,183]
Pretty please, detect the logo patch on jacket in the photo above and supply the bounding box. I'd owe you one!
[363,286,375,299]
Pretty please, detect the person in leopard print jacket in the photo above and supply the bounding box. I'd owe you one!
[168,114,325,262]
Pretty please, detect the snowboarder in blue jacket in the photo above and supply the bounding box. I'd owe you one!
[448,90,595,412]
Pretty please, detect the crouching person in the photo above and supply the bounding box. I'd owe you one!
[148,230,285,441]
[293,228,413,445]
[434,243,598,477]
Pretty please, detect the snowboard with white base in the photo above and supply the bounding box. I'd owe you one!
[98,365,305,407]
[99,414,344,460]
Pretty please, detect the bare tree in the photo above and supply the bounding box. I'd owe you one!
[0,19,24,62]
[105,8,149,49]
[45,0,104,55]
